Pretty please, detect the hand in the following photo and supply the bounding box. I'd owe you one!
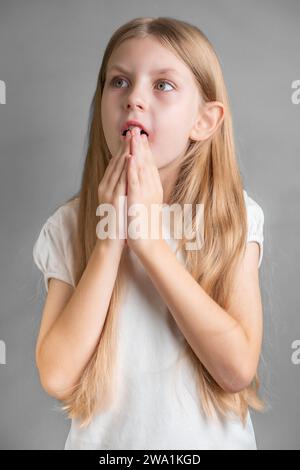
[126,127,164,256]
[97,132,131,251]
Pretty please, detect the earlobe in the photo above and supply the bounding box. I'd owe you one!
[190,101,225,142]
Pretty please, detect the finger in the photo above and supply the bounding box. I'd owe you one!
[108,151,129,192]
[130,129,141,161]
[128,155,140,188]
[128,130,144,174]
[132,129,152,170]
[116,130,132,158]
[115,155,129,195]
[102,132,131,186]
[140,133,153,164]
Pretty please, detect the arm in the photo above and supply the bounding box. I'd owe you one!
[36,136,130,400]
[136,240,263,393]
[36,240,123,400]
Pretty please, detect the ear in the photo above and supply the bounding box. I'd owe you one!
[190,101,225,141]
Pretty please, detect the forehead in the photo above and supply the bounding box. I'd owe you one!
[106,37,194,81]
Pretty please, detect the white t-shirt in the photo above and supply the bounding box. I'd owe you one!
[32,189,264,450]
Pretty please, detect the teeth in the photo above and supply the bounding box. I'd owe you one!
[122,126,148,137]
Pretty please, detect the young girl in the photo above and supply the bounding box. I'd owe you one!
[33,17,265,450]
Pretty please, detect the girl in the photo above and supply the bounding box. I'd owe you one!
[33,17,265,450]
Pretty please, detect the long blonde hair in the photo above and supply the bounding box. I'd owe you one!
[60,16,265,427]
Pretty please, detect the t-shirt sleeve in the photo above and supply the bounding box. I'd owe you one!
[32,218,74,293]
[245,193,265,269]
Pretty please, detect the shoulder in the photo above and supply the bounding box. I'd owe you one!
[243,189,264,216]
[32,196,80,292]
[243,189,265,268]
[243,189,264,238]
[46,196,80,233]
[38,196,80,252]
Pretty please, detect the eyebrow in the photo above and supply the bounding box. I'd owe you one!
[107,64,182,77]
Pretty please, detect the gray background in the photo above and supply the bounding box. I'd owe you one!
[0,0,299,450]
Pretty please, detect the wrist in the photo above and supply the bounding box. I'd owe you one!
[94,238,124,258]
[131,237,165,260]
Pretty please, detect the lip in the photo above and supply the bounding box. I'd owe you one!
[120,120,150,137]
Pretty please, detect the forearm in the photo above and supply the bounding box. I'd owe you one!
[37,240,123,394]
[136,240,251,393]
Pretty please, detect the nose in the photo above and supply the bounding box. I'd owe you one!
[125,83,147,111]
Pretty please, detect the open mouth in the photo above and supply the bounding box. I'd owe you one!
[122,128,149,137]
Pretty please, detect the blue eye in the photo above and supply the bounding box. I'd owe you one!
[110,76,174,92]
[156,81,174,92]
[111,77,127,88]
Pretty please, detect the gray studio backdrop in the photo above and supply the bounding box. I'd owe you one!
[0,0,299,450]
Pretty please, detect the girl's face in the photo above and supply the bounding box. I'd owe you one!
[101,36,203,170]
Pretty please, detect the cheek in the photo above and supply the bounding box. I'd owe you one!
[101,97,114,136]
[100,109,116,155]
[100,99,109,134]
[101,90,116,119]
[101,94,110,120]
[154,130,189,168]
